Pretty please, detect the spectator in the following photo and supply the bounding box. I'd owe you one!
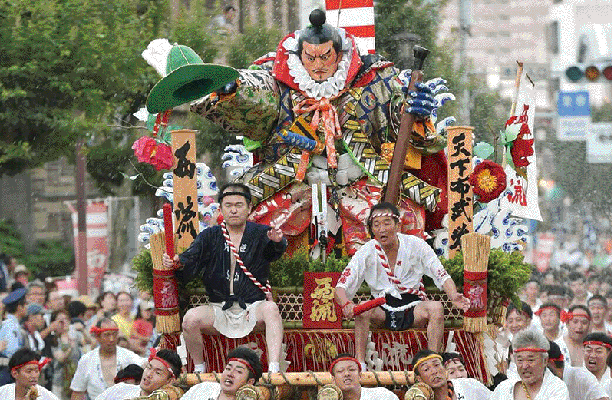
[570,272,591,306]
[131,290,151,319]
[588,274,602,297]
[94,349,182,400]
[521,280,542,312]
[547,340,608,400]
[45,291,66,326]
[442,352,469,379]
[135,301,158,349]
[97,292,116,319]
[113,364,144,385]
[548,285,571,310]
[128,319,153,357]
[0,288,27,358]
[48,309,80,400]
[69,318,143,400]
[78,295,99,330]
[26,281,46,306]
[583,332,612,385]
[23,303,46,353]
[111,292,134,339]
[0,348,59,399]
[589,295,612,335]
[14,265,30,287]
[67,300,91,351]
[505,302,532,338]
[563,304,592,367]
[181,347,262,400]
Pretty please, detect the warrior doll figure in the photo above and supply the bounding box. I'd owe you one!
[190,9,453,255]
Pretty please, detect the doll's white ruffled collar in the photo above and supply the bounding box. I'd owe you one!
[282,30,353,100]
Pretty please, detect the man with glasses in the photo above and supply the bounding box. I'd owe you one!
[163,183,287,373]
[94,349,182,400]
[334,202,470,371]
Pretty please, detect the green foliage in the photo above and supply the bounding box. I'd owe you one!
[132,247,204,293]
[133,247,154,292]
[226,23,282,69]
[25,240,74,279]
[441,249,533,307]
[0,219,25,260]
[269,250,350,287]
[0,0,169,176]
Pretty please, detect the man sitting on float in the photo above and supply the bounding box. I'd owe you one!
[334,202,470,370]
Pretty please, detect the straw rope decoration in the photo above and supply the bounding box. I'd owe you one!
[221,222,271,295]
[374,241,427,301]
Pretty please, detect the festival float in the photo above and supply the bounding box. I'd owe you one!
[131,1,538,398]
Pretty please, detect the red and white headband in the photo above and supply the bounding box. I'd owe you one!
[148,349,175,378]
[329,356,361,374]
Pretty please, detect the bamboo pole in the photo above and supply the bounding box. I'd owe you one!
[179,371,415,387]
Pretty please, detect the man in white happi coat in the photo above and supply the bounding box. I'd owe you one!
[321,353,398,400]
[0,348,59,400]
[94,349,182,400]
[70,318,144,400]
[491,328,569,400]
[410,349,490,400]
[547,340,609,400]
[181,347,262,400]
[334,202,470,369]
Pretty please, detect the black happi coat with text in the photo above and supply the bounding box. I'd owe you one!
[177,222,287,304]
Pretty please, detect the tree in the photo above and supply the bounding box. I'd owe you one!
[0,0,170,176]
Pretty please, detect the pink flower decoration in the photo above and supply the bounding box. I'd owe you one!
[151,143,174,171]
[132,136,157,164]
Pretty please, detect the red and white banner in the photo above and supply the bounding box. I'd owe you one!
[326,0,375,55]
[500,70,542,221]
[67,201,109,293]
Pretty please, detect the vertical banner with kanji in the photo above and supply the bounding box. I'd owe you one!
[446,126,474,258]
[68,201,109,293]
[303,272,342,329]
[501,72,542,221]
[171,129,199,252]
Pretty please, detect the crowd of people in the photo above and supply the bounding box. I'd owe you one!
[2,183,612,400]
[0,256,159,399]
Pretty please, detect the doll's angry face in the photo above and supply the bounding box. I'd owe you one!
[300,41,342,82]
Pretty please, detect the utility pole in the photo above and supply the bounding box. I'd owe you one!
[459,0,471,125]
[75,140,87,295]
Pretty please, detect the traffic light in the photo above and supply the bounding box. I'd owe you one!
[565,63,612,82]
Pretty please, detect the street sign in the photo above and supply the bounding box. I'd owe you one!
[587,122,612,163]
[557,91,591,141]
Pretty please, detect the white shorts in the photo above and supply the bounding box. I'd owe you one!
[211,300,264,338]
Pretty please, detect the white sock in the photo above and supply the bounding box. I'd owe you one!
[193,363,206,373]
[268,362,280,373]
[360,362,367,371]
